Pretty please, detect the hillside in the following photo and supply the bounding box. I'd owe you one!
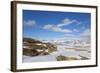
[23,37,57,56]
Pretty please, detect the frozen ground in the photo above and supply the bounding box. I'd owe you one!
[23,43,91,63]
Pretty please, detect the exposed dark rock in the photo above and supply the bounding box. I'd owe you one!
[56,55,67,61]
[38,51,49,56]
[23,37,42,43]
[46,43,57,53]
[23,48,39,56]
[56,55,79,61]
[23,37,57,56]
[79,55,89,60]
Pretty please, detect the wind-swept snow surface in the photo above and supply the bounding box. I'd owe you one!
[23,39,91,63]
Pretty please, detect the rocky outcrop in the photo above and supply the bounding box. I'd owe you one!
[23,37,57,56]
[56,55,79,61]
[23,48,39,56]
[46,43,57,53]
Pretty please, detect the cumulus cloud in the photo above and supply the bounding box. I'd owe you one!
[43,24,72,33]
[43,18,82,33]
[24,20,36,26]
[43,24,53,29]
[57,18,81,27]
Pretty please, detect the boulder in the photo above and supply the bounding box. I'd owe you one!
[46,43,57,53]
[23,48,38,56]
[56,55,79,61]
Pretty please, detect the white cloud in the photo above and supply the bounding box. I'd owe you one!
[72,26,85,32]
[73,29,79,32]
[43,24,53,29]
[62,18,71,24]
[80,29,91,36]
[24,20,36,26]
[43,18,81,33]
[57,18,81,27]
[52,27,72,33]
[43,24,72,33]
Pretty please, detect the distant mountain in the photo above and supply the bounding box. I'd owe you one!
[42,35,91,48]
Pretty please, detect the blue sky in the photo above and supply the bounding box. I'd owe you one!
[23,10,91,40]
